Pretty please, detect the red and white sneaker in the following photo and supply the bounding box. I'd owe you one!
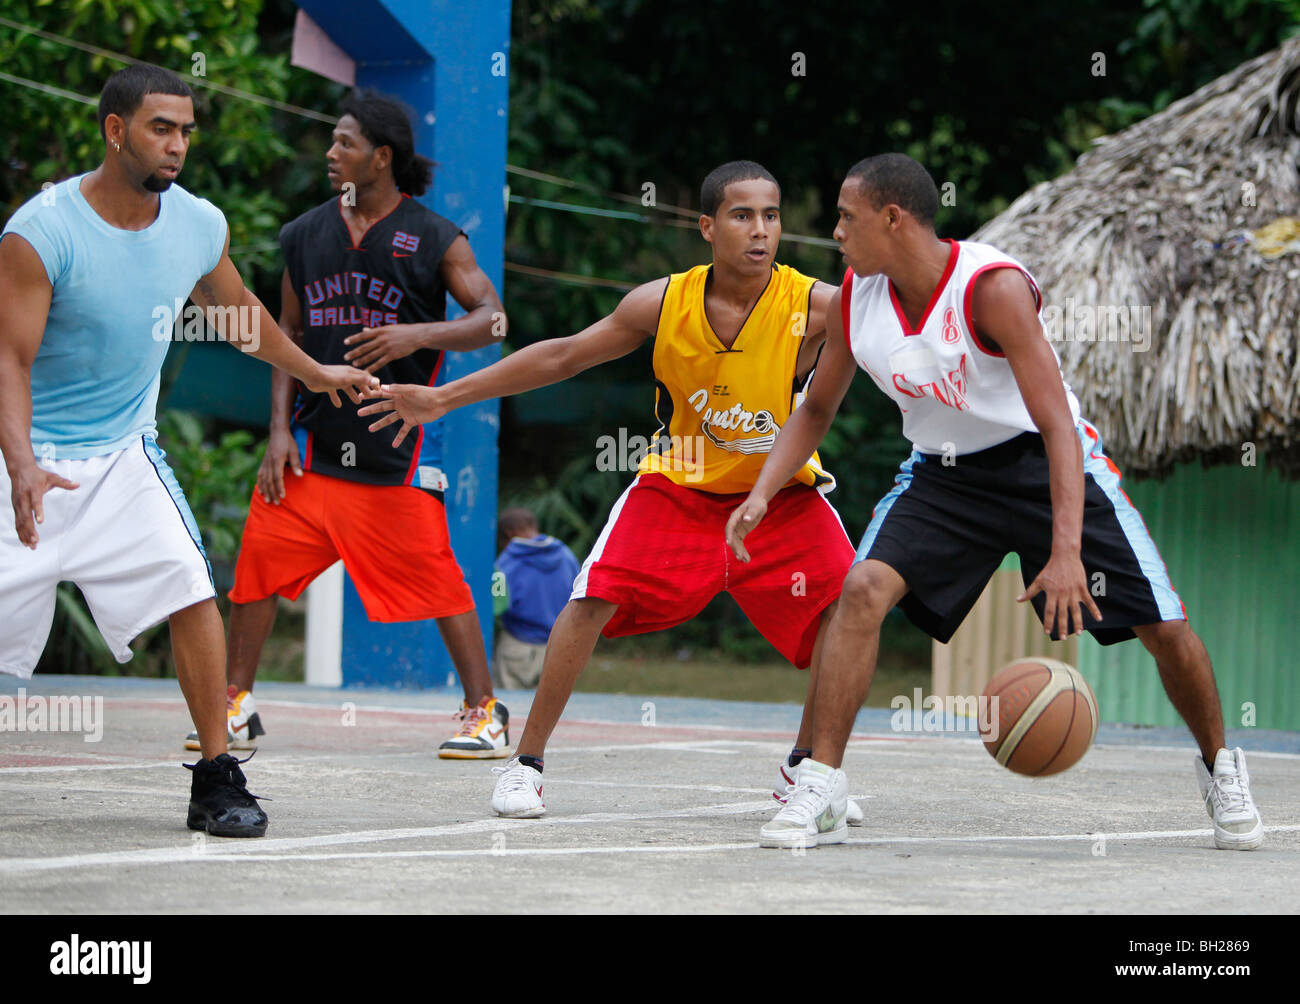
[491,756,546,817]
[184,686,265,751]
[776,757,863,825]
[438,696,511,759]
[760,758,848,849]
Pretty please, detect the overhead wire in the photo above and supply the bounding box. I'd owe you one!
[0,15,840,281]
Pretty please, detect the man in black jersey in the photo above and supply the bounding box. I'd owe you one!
[189,90,511,758]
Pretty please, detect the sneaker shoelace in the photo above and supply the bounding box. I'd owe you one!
[1207,769,1250,816]
[492,762,536,793]
[779,781,830,824]
[454,705,489,737]
[185,750,266,803]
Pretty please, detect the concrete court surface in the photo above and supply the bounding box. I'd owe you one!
[1,674,1297,915]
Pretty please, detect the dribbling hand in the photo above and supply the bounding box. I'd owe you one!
[1017,553,1103,638]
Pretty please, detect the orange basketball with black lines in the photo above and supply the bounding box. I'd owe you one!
[979,658,1098,776]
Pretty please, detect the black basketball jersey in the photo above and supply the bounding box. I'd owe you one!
[279,195,464,486]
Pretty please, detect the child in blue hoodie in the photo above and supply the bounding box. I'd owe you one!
[494,508,581,688]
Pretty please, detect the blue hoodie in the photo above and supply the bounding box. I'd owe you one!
[496,535,581,644]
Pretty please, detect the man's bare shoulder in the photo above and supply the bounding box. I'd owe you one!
[614,276,672,334]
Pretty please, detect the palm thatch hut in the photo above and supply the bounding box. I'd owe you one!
[937,39,1300,731]
[974,36,1300,477]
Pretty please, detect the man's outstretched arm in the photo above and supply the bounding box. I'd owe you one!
[359,277,668,447]
[0,234,79,549]
[190,228,377,406]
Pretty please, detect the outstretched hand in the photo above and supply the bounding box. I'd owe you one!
[724,494,769,563]
[1017,553,1103,638]
[304,364,380,407]
[358,384,449,448]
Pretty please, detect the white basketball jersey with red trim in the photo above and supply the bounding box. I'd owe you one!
[842,239,1080,455]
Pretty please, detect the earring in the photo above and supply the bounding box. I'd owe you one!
[113,141,121,153]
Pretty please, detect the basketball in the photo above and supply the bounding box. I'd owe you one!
[979,658,1098,776]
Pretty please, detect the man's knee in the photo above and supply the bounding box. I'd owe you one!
[558,596,616,631]
[1136,618,1197,660]
[838,562,903,625]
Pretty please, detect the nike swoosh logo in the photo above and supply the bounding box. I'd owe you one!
[486,726,504,740]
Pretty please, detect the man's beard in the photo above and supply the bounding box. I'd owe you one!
[121,135,176,192]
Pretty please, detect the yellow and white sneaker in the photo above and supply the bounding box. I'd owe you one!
[776,757,863,826]
[438,696,511,760]
[760,758,848,849]
[184,686,265,751]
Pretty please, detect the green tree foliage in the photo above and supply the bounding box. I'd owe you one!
[0,0,345,302]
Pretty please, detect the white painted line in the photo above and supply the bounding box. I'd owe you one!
[23,823,1299,869]
[4,781,1294,879]
[844,824,1300,845]
[193,843,763,862]
[0,760,182,774]
[0,799,775,875]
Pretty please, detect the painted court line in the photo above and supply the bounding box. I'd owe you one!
[0,760,180,775]
[144,822,1300,863]
[0,799,775,875]
[4,785,1294,878]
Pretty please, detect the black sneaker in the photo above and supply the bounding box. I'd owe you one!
[185,752,268,837]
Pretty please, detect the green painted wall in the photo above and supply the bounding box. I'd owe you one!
[1076,461,1299,731]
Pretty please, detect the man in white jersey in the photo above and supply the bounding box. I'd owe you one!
[0,65,376,837]
[727,153,1263,852]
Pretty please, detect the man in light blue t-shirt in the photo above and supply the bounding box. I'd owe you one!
[0,64,377,838]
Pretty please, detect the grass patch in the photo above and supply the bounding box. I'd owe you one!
[249,603,934,708]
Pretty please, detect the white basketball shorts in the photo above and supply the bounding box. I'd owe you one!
[0,435,215,677]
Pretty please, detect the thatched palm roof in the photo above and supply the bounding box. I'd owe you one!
[973,37,1300,477]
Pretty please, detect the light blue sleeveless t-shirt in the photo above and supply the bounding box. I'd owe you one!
[2,175,227,459]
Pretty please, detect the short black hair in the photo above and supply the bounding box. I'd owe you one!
[700,160,780,217]
[845,153,939,227]
[98,64,193,139]
[499,507,538,540]
[339,89,434,197]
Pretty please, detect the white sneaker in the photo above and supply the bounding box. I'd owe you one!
[491,757,546,818]
[1195,748,1264,850]
[776,758,863,825]
[759,758,847,849]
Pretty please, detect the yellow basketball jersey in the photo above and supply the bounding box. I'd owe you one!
[638,263,835,495]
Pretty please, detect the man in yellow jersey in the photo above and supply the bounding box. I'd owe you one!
[360,162,857,837]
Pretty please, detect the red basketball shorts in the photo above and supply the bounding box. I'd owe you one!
[229,470,474,622]
[570,474,854,667]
